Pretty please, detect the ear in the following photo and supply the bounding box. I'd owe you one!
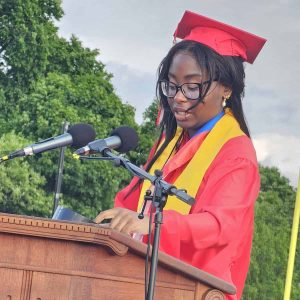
[222,86,232,98]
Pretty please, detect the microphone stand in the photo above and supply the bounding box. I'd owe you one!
[143,169,166,300]
[52,121,69,215]
[86,144,194,300]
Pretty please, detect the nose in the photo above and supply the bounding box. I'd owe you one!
[173,88,187,103]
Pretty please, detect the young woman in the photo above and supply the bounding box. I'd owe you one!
[95,11,266,299]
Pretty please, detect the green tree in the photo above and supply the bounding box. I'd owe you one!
[0,0,63,91]
[132,99,160,166]
[0,132,52,216]
[0,68,138,218]
[47,35,107,77]
[0,0,139,218]
[243,166,300,299]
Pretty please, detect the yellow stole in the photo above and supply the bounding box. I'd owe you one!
[137,112,245,215]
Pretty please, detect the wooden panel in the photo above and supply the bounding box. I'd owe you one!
[30,272,196,300]
[0,268,23,299]
[0,232,196,289]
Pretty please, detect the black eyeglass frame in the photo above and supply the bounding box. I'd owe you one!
[159,79,216,101]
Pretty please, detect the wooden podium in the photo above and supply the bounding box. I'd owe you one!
[0,213,236,300]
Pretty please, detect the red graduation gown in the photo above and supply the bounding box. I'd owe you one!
[114,131,260,300]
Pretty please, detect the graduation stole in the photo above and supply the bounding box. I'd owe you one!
[137,111,245,215]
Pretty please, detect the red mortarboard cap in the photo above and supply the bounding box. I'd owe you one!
[174,11,267,64]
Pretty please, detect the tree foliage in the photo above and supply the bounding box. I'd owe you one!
[243,166,300,299]
[131,99,159,166]
[0,132,52,216]
[0,0,138,218]
[0,0,63,90]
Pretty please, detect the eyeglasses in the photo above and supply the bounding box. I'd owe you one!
[159,80,213,101]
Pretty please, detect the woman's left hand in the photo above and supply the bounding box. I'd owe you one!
[94,207,150,235]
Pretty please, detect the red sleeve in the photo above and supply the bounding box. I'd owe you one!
[114,176,141,211]
[158,156,260,257]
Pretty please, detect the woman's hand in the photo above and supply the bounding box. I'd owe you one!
[94,208,150,235]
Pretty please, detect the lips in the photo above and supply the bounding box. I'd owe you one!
[173,107,191,122]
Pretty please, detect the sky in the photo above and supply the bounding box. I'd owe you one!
[58,0,300,187]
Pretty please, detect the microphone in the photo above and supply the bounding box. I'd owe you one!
[74,126,138,155]
[1,123,96,161]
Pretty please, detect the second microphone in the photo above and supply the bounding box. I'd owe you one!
[74,126,139,156]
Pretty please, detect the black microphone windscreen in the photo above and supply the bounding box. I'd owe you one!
[68,123,96,148]
[110,126,138,153]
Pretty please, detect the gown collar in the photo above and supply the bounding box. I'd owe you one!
[190,111,225,138]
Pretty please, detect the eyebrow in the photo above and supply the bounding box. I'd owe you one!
[168,72,203,80]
